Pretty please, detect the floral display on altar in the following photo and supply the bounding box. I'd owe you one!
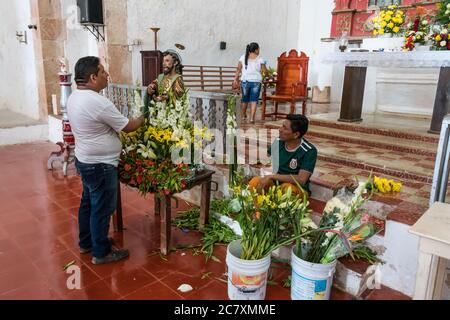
[372,5,405,36]
[403,7,431,51]
[367,3,450,51]
[431,24,450,51]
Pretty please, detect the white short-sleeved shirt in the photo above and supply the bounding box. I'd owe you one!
[67,89,129,167]
[239,55,266,83]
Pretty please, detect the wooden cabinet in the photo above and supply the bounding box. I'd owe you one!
[141,51,163,86]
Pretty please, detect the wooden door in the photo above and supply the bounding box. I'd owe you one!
[141,51,163,86]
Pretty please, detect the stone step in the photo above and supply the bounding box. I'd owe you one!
[309,118,439,144]
[241,131,436,182]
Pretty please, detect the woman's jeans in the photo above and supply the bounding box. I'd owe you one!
[75,158,118,258]
[241,81,262,103]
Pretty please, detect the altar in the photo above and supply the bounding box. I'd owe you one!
[323,51,450,133]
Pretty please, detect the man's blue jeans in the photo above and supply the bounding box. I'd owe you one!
[75,158,118,258]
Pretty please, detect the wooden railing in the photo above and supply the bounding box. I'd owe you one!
[183,65,237,92]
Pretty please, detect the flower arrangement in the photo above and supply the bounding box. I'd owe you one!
[431,25,450,50]
[297,178,383,264]
[119,86,211,196]
[372,5,405,36]
[403,7,430,51]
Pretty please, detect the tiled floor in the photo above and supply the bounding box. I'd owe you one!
[0,142,360,300]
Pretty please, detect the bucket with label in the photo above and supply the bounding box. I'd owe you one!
[226,240,271,300]
[291,248,337,300]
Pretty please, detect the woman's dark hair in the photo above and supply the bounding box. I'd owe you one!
[75,56,100,85]
[163,51,184,75]
[245,42,260,70]
[287,114,309,138]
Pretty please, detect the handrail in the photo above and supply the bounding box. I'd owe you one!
[430,115,450,207]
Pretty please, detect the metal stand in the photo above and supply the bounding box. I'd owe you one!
[48,72,75,177]
[430,115,450,207]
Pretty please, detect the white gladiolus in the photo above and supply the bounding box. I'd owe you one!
[447,3,450,10]
[442,29,449,35]
[422,20,428,26]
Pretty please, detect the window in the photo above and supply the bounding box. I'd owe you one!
[368,0,401,7]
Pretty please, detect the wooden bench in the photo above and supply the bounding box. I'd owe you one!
[183,65,237,93]
[114,169,215,255]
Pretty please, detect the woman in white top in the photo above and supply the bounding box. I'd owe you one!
[233,43,268,124]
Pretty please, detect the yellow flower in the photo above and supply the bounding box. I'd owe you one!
[385,15,392,22]
[393,26,400,33]
[381,21,387,27]
[448,34,450,40]
[379,29,385,35]
[436,35,442,42]
[388,22,394,29]
[373,30,378,36]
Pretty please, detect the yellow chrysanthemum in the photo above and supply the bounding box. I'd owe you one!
[393,26,400,33]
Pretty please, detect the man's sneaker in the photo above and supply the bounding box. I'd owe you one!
[91,249,130,265]
[79,238,116,254]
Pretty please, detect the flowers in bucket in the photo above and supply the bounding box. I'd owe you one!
[296,178,383,265]
[229,184,311,261]
[372,5,405,36]
[430,25,450,50]
[403,7,430,51]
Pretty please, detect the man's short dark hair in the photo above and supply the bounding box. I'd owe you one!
[287,114,309,138]
[75,56,100,85]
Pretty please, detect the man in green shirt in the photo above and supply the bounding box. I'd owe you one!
[250,114,317,196]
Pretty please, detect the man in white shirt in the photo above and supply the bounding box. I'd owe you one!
[67,56,144,265]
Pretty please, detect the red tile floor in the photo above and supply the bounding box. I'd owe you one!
[0,142,408,300]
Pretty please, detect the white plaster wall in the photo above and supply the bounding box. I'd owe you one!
[0,0,40,119]
[127,0,301,84]
[296,0,335,90]
[380,220,420,297]
[61,0,99,77]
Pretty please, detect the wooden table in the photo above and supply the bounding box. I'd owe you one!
[409,202,450,300]
[114,169,215,255]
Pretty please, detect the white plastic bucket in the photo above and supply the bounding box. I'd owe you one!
[291,249,337,300]
[226,240,271,300]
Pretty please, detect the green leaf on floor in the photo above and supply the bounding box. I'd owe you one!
[159,253,168,262]
[201,272,213,280]
[62,260,76,271]
[282,276,292,288]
